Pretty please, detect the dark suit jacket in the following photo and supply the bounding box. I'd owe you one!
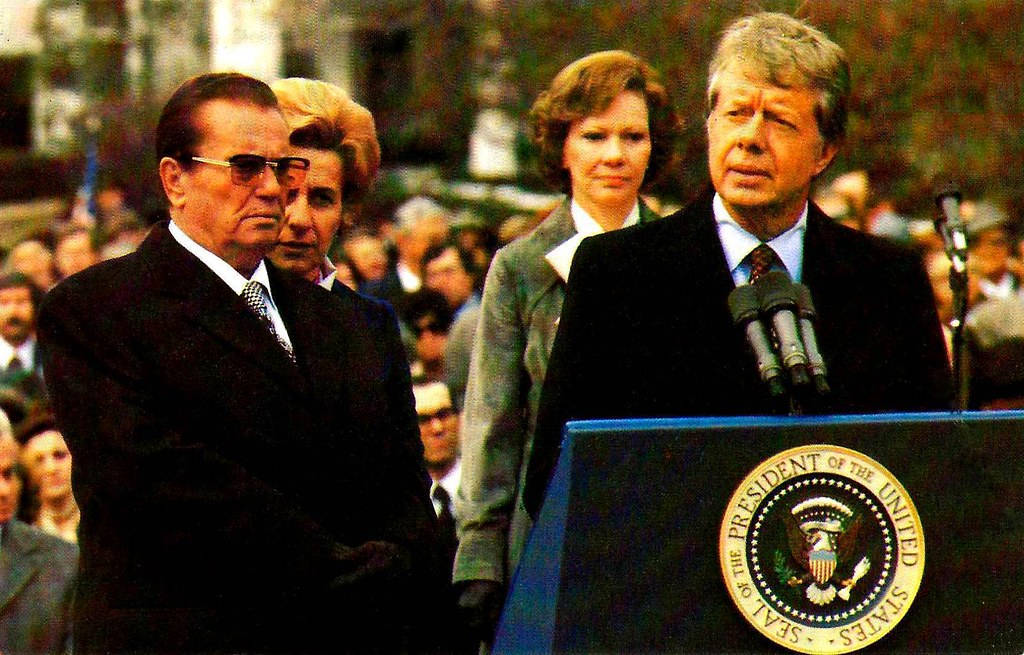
[38,223,440,654]
[524,193,952,516]
[0,520,77,655]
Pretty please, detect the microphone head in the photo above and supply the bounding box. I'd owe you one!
[792,283,817,319]
[727,284,759,325]
[754,271,796,312]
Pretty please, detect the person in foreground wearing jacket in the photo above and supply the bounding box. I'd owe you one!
[524,12,951,518]
[39,72,439,654]
[453,49,681,646]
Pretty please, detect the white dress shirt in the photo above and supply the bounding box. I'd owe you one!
[316,256,338,291]
[714,193,808,286]
[0,337,35,372]
[168,220,293,349]
[431,458,462,519]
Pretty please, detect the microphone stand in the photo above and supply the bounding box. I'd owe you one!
[947,257,969,411]
[934,184,970,410]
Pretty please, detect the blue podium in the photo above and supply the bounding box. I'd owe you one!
[495,412,1023,653]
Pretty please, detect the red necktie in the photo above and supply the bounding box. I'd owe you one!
[747,244,780,283]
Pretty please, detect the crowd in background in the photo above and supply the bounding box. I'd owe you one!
[0,159,1019,644]
[2,171,1019,421]
[0,16,1021,650]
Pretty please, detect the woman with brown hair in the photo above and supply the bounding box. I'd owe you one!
[452,50,682,646]
[16,408,79,543]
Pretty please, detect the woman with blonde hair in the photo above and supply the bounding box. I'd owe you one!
[266,77,380,285]
[267,78,443,651]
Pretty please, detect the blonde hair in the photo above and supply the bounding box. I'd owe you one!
[271,78,381,214]
[707,12,850,145]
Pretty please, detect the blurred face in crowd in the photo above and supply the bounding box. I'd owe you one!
[425,246,475,310]
[707,62,838,239]
[0,439,21,523]
[344,233,390,282]
[269,147,344,282]
[55,231,99,279]
[414,313,448,369]
[21,430,73,505]
[0,285,35,346]
[413,382,459,475]
[562,91,651,227]
[968,227,1012,282]
[7,241,56,292]
[96,186,127,215]
[398,215,449,273]
[160,99,292,276]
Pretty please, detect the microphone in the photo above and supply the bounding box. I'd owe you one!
[754,272,811,389]
[934,183,968,274]
[792,283,830,396]
[727,284,786,397]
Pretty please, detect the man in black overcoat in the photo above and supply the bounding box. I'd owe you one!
[39,72,439,654]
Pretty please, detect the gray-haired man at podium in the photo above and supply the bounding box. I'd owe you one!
[525,12,951,517]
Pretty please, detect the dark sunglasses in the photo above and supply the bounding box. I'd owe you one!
[190,154,310,188]
[417,407,455,424]
[413,321,447,336]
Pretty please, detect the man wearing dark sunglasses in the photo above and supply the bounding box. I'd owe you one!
[37,72,440,654]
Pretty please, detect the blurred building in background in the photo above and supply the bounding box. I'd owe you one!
[1,1,1022,236]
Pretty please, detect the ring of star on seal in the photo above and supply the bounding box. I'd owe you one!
[719,444,924,653]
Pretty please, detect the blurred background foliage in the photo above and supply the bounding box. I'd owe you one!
[3,0,1022,224]
[490,0,1023,218]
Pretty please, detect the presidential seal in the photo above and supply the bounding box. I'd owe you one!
[719,445,924,654]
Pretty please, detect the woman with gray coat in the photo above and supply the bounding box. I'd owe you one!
[452,49,682,647]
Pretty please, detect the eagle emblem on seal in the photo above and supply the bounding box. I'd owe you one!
[779,496,871,606]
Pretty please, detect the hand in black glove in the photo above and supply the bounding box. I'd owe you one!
[456,579,505,643]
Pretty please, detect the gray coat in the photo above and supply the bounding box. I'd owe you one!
[453,200,658,585]
[0,520,77,655]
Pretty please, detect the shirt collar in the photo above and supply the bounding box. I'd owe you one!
[568,199,641,236]
[0,338,33,369]
[317,256,337,290]
[429,458,462,516]
[713,193,807,284]
[169,220,278,303]
[544,200,641,283]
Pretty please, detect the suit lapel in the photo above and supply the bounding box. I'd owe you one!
[527,198,665,308]
[139,225,309,396]
[802,206,845,291]
[526,202,576,302]
[268,266,342,405]
[674,192,737,303]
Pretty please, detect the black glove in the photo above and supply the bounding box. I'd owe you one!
[456,579,505,643]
